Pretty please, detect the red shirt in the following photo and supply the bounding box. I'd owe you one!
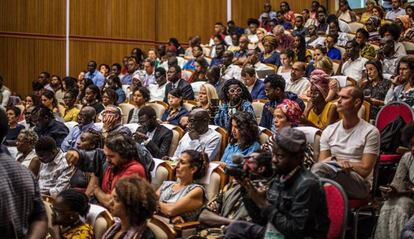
[101,160,146,193]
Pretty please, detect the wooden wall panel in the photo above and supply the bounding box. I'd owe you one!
[0,0,65,35]
[70,0,156,40]
[156,0,227,44]
[0,38,65,97]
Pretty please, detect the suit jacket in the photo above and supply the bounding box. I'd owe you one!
[251,80,266,100]
[143,125,173,158]
[164,79,195,103]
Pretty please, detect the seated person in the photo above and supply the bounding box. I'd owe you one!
[66,132,148,208]
[61,106,97,152]
[285,62,310,97]
[31,105,69,147]
[171,109,221,161]
[70,128,103,193]
[304,70,339,129]
[312,86,380,199]
[325,34,342,60]
[199,150,273,227]
[16,129,40,176]
[378,38,401,77]
[157,150,208,223]
[375,123,414,239]
[258,35,280,66]
[36,136,74,197]
[241,66,266,100]
[82,84,105,115]
[101,105,131,138]
[103,176,156,238]
[225,128,329,239]
[133,106,172,158]
[6,106,25,143]
[161,89,189,126]
[355,28,376,60]
[127,87,151,124]
[163,65,195,103]
[49,189,93,239]
[221,112,261,166]
[214,79,256,129]
[62,90,80,122]
[385,56,414,107]
[148,67,168,101]
[221,51,242,81]
[339,40,368,83]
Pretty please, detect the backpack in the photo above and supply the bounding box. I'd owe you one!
[380,116,406,153]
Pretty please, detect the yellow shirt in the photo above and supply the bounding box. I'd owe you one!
[307,101,335,129]
[63,107,80,122]
[62,223,93,239]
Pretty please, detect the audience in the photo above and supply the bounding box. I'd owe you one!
[7,3,414,237]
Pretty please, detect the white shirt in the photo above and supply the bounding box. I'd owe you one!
[341,56,368,82]
[395,41,407,57]
[320,119,380,186]
[173,128,221,161]
[221,64,242,81]
[286,77,310,96]
[148,83,167,101]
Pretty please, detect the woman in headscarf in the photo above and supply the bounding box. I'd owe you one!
[304,69,339,129]
[396,15,414,41]
[365,16,381,44]
[258,35,281,66]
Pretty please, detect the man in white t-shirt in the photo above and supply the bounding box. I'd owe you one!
[285,62,309,96]
[311,86,380,199]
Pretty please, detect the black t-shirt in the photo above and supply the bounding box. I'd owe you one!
[6,124,25,140]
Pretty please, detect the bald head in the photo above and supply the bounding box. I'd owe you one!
[188,109,209,134]
[78,106,96,125]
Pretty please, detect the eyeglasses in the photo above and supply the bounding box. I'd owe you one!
[228,88,242,94]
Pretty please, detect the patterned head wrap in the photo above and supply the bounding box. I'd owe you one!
[310,69,330,99]
[276,99,303,126]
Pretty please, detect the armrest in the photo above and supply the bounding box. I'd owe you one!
[173,221,200,231]
[396,146,409,154]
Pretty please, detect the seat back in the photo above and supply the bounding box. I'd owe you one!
[148,101,168,119]
[147,215,177,239]
[348,22,364,33]
[86,204,114,239]
[259,127,273,145]
[152,161,174,190]
[118,103,135,124]
[402,41,414,54]
[320,178,348,239]
[252,101,265,124]
[64,121,79,134]
[360,100,371,122]
[183,102,196,112]
[198,163,228,200]
[295,126,322,161]
[123,123,139,133]
[163,124,185,157]
[375,101,414,132]
[209,125,228,161]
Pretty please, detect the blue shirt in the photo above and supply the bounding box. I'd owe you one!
[121,74,132,85]
[61,122,98,152]
[221,141,261,166]
[210,57,223,67]
[214,100,256,129]
[183,59,196,71]
[85,70,105,88]
[161,107,188,126]
[115,88,126,104]
[258,51,281,66]
[327,47,342,60]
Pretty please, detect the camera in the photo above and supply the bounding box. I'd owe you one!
[224,154,258,180]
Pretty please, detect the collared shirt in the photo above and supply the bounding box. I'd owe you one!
[85,70,105,88]
[341,56,368,82]
[38,150,74,197]
[382,53,402,75]
[174,128,221,161]
[149,83,167,101]
[221,64,242,80]
[327,47,342,60]
[143,72,156,87]
[61,122,98,152]
[385,7,406,20]
[285,77,310,96]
